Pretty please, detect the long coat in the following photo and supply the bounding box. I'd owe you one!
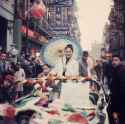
[53,57,79,77]
[110,63,125,115]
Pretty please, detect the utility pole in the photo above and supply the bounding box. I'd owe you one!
[13,0,22,59]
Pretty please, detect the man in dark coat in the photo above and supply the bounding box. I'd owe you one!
[110,55,125,124]
[79,51,89,77]
[94,59,103,81]
[102,53,113,90]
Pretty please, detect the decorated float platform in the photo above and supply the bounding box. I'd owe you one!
[13,80,109,124]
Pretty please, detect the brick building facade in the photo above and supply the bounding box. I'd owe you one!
[103,0,125,59]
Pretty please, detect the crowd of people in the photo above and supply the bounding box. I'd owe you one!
[0,44,94,108]
[0,48,44,103]
[0,44,125,124]
[94,53,125,124]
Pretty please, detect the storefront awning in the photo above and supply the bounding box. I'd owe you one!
[20,26,48,44]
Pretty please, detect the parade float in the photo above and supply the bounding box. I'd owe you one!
[0,37,109,124]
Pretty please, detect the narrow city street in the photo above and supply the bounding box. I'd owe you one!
[0,0,125,124]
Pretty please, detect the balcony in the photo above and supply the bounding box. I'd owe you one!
[0,0,14,15]
[43,0,73,7]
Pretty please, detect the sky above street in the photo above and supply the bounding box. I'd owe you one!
[76,0,113,51]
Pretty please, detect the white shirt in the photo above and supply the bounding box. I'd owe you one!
[53,57,79,77]
[15,68,26,82]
